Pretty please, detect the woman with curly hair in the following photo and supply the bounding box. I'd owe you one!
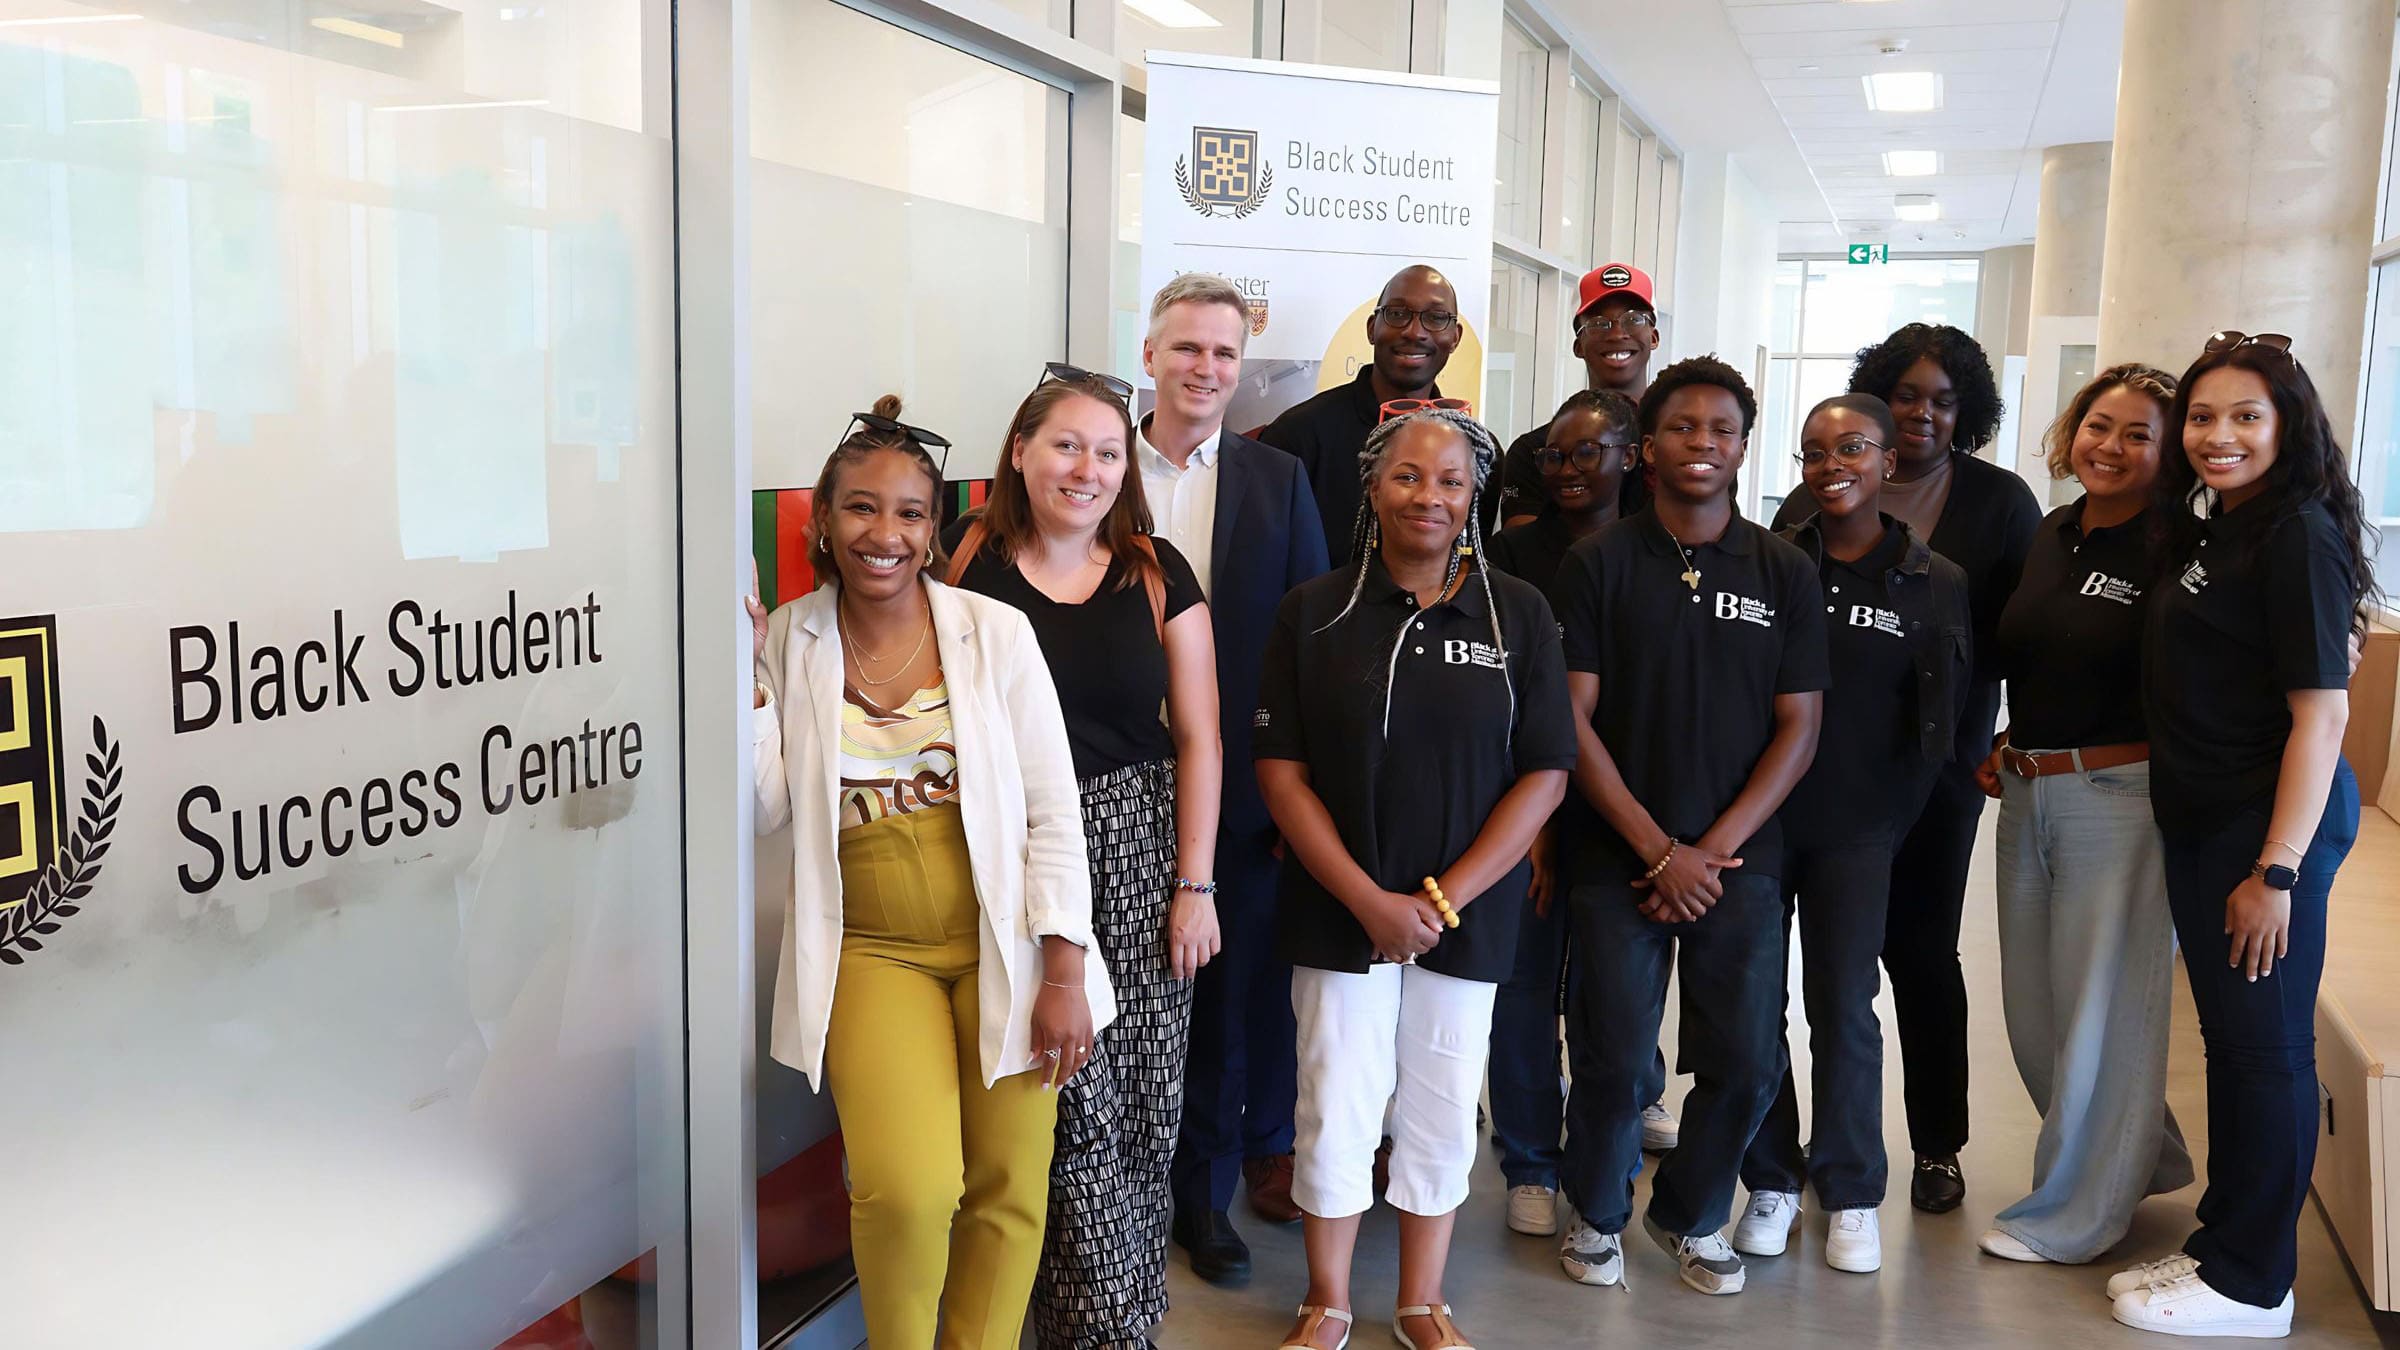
[1773,322,2041,1214]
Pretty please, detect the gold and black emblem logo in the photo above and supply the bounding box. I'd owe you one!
[0,615,118,967]
[1178,127,1272,219]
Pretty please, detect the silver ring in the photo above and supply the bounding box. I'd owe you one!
[1044,1047,1061,1060]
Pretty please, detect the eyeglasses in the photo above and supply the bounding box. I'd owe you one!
[2202,330,2294,358]
[1575,311,1656,336]
[1791,437,1885,468]
[1039,360,1135,402]
[1537,440,1636,472]
[846,411,954,475]
[1378,397,1474,424]
[1373,303,1461,333]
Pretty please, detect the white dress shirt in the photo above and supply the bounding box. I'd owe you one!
[1137,420,1222,598]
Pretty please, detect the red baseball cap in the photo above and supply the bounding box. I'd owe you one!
[1578,263,1655,315]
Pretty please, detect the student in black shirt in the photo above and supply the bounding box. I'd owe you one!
[2111,335,2370,1340]
[1973,365,2195,1271]
[1259,265,1468,566]
[1732,393,1969,1276]
[1499,263,1660,528]
[1551,357,1828,1298]
[1773,322,2040,1212]
[1483,387,1638,1238]
[1252,408,1575,1350]
[947,364,1223,1349]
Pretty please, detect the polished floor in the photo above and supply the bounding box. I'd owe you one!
[1156,838,2400,1348]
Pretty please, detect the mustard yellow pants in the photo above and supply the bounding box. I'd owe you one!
[829,803,1060,1349]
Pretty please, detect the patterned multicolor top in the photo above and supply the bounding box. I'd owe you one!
[838,680,960,829]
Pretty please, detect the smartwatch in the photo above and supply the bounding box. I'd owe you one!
[2250,860,2299,891]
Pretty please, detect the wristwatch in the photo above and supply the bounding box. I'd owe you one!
[2249,860,2299,891]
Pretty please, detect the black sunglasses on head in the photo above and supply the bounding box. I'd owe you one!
[2203,330,2294,358]
[1040,361,1134,402]
[845,411,953,476]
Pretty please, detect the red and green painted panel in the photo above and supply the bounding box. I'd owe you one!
[751,479,992,611]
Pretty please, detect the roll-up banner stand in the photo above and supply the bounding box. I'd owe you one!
[1139,52,1500,432]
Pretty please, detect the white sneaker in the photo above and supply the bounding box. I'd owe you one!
[1825,1208,1881,1273]
[2111,1272,2293,1338]
[1559,1221,1624,1287]
[1507,1184,1559,1236]
[1640,1099,1679,1151]
[1979,1228,2049,1263]
[1730,1190,1801,1257]
[2107,1252,2201,1299]
[1643,1214,1746,1295]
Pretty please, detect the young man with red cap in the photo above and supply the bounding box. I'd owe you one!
[1500,263,1663,530]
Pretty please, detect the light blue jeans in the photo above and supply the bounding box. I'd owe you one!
[1991,758,2193,1262]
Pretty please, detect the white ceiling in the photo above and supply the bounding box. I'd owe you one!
[1541,0,2125,254]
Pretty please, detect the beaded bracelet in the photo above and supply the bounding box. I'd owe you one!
[1641,842,1678,883]
[1422,876,1459,929]
[1174,877,1218,895]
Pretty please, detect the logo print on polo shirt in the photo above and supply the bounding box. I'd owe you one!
[1712,592,1777,629]
[2080,571,2143,606]
[1178,128,1273,219]
[1442,639,1506,669]
[1847,605,1904,637]
[2179,560,2209,595]
[1253,707,1271,729]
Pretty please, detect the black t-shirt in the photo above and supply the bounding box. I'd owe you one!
[1258,368,1501,567]
[1547,509,1831,881]
[1252,557,1579,982]
[955,538,1205,780]
[2144,498,2355,833]
[1502,420,1650,523]
[1785,526,1927,843]
[1995,500,2153,750]
[1485,510,1582,594]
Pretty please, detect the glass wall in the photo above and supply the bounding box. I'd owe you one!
[2357,94,2400,591]
[1494,18,1546,247]
[0,4,690,1349]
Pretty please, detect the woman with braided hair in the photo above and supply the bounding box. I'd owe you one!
[1251,407,1578,1350]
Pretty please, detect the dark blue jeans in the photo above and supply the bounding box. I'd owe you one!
[1562,873,1785,1236]
[1172,838,1297,1216]
[1741,836,1895,1209]
[2162,760,2358,1309]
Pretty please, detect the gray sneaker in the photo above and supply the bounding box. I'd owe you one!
[1559,1221,1625,1287]
[1643,1214,1746,1295]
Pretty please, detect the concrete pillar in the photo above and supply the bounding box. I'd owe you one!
[2097,0,2394,427]
[1974,244,2035,363]
[2021,142,2111,499]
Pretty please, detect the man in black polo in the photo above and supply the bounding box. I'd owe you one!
[1259,264,1464,566]
[1501,263,1663,529]
[1546,356,1827,1298]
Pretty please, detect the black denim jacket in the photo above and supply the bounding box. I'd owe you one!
[1780,513,1974,763]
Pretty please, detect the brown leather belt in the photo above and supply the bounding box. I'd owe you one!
[2001,742,2150,779]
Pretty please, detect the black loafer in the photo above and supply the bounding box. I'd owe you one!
[1912,1153,1965,1213]
[1173,1208,1252,1285]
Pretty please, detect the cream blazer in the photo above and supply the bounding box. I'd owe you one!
[755,580,1116,1089]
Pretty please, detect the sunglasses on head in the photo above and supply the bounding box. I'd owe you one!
[845,412,953,476]
[1377,397,1474,424]
[2203,330,2294,358]
[1039,361,1135,403]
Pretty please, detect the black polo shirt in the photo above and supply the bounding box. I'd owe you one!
[1252,557,1579,982]
[2144,498,2355,834]
[1547,509,1830,882]
[1995,500,2154,751]
[1259,367,1501,567]
[1485,509,1579,593]
[1502,420,1650,522]
[1785,525,1929,844]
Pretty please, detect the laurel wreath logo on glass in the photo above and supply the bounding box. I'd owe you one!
[0,615,116,968]
[1178,126,1272,219]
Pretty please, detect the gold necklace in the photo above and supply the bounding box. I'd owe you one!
[1666,529,1702,590]
[839,600,932,688]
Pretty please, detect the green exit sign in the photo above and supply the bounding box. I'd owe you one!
[1848,243,1891,264]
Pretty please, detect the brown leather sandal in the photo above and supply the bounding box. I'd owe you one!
[1391,1303,1476,1350]
[1279,1303,1352,1350]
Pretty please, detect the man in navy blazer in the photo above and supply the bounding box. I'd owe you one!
[1135,274,1330,1286]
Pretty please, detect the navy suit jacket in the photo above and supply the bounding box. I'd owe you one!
[1209,430,1330,850]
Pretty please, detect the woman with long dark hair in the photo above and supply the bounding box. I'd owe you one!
[1254,407,1575,1350]
[948,363,1224,1349]
[1975,365,2195,1268]
[1774,322,2041,1212]
[2110,334,2371,1339]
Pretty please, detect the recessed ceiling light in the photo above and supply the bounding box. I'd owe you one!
[310,16,406,47]
[1863,71,1943,112]
[1798,63,1821,72]
[1125,0,1225,28]
[1894,193,1940,222]
[1883,149,1940,176]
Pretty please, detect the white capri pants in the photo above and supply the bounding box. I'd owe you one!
[1291,962,1499,1219]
